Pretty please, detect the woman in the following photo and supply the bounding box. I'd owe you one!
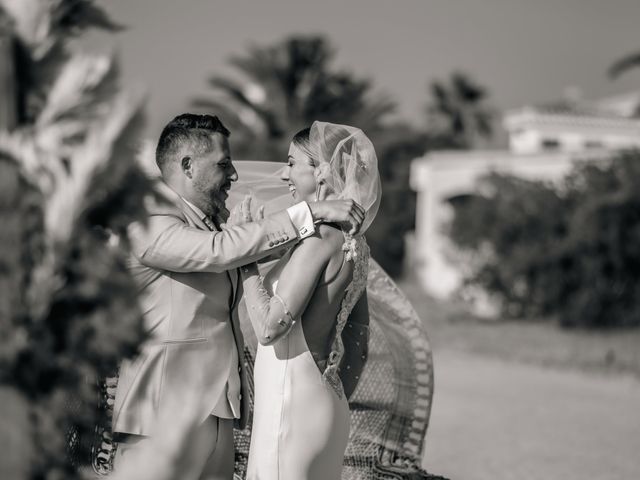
[231,122,380,480]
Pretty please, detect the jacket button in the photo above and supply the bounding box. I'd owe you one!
[283,235,289,241]
[269,241,274,247]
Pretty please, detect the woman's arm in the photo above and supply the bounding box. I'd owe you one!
[241,230,338,346]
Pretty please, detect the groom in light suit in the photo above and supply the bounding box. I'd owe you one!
[112,114,365,480]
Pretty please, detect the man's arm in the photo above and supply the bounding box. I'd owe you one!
[285,199,366,239]
[129,210,298,273]
[130,197,366,274]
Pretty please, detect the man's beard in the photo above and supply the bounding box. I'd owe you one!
[211,194,230,223]
[193,178,230,222]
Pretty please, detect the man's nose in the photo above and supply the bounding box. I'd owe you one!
[229,164,238,182]
[281,166,290,181]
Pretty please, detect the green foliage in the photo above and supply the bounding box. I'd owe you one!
[609,50,640,79]
[1,0,123,125]
[193,34,396,162]
[425,71,494,149]
[448,150,640,327]
[0,1,150,478]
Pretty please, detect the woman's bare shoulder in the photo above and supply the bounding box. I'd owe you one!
[291,224,345,269]
[316,223,345,245]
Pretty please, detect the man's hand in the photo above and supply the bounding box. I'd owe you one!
[308,199,365,235]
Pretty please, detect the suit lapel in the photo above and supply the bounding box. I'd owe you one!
[177,196,241,309]
[177,197,210,231]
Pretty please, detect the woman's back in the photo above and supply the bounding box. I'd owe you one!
[247,226,360,480]
[297,224,354,365]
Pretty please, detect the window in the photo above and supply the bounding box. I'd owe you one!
[584,140,603,149]
[541,138,560,150]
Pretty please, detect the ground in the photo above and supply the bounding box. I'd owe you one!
[398,279,640,480]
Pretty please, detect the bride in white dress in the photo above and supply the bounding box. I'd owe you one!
[234,122,380,480]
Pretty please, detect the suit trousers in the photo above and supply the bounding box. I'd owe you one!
[113,415,235,480]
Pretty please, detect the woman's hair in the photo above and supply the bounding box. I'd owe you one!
[291,127,315,163]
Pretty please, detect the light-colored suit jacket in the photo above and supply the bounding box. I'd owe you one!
[112,185,298,435]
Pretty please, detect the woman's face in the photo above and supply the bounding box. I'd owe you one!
[282,142,317,202]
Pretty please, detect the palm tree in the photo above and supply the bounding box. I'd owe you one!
[193,35,395,161]
[425,71,494,149]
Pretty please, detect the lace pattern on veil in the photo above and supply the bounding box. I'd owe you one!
[322,234,370,398]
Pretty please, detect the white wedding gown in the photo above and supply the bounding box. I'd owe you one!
[246,236,369,480]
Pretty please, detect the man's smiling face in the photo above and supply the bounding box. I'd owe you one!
[191,132,238,216]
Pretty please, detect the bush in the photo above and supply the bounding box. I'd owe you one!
[447,150,640,328]
[367,126,427,277]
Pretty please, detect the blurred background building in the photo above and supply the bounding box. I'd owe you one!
[410,90,640,310]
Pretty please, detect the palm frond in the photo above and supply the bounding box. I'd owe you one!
[191,97,252,130]
[46,90,143,243]
[207,77,262,111]
[52,0,124,34]
[228,46,281,84]
[0,0,56,58]
[206,77,285,137]
[37,53,116,127]
[609,51,640,79]
[0,129,53,192]
[1,0,122,60]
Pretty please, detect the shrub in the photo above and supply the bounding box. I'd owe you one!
[447,150,640,328]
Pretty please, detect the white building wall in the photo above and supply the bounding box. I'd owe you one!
[505,110,640,154]
[410,150,609,305]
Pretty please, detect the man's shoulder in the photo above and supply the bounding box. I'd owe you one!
[143,182,188,220]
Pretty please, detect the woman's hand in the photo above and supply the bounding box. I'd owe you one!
[227,195,265,226]
[308,199,365,234]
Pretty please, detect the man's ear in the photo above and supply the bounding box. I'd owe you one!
[181,156,193,179]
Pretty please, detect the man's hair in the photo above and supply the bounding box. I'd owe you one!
[156,113,230,173]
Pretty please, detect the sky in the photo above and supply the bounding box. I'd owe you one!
[83,0,640,140]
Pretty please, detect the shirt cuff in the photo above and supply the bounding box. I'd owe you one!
[286,201,315,239]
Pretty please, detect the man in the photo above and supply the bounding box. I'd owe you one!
[112,114,365,480]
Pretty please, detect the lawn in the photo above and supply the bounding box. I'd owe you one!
[398,277,640,379]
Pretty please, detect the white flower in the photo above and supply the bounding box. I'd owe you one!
[342,237,358,262]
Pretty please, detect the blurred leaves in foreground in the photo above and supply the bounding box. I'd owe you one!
[0,1,150,478]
